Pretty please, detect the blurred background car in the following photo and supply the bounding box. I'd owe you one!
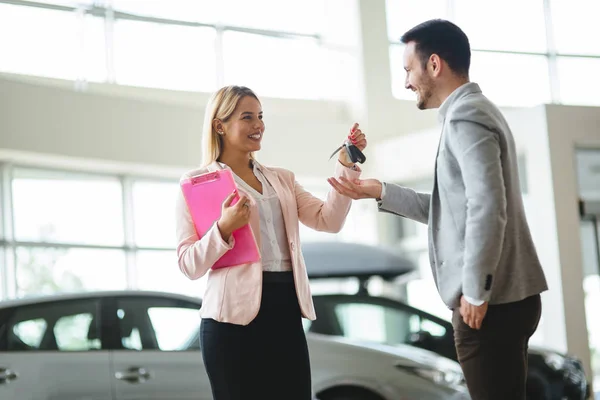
[303,241,591,400]
[0,290,470,400]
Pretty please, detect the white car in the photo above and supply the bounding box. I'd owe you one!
[0,291,470,400]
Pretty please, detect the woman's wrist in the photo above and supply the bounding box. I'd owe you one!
[216,220,232,242]
[337,152,355,169]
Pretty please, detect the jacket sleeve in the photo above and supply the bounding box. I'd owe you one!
[175,186,235,280]
[377,182,431,225]
[447,115,508,302]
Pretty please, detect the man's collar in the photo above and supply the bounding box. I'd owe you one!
[438,82,481,122]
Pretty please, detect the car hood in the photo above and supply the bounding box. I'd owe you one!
[307,333,462,373]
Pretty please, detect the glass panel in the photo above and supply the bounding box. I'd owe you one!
[12,169,124,246]
[116,298,200,351]
[0,4,79,80]
[389,44,414,101]
[334,302,416,345]
[219,0,325,34]
[147,307,200,351]
[551,0,600,56]
[470,52,551,107]
[454,0,547,53]
[223,32,324,99]
[132,181,178,248]
[83,15,107,83]
[7,299,100,351]
[16,247,127,297]
[113,19,216,91]
[54,312,100,351]
[576,149,600,199]
[135,250,205,298]
[557,57,600,106]
[112,0,219,23]
[385,0,448,42]
[13,319,47,348]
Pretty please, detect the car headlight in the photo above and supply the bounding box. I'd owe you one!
[396,364,465,388]
[544,353,566,371]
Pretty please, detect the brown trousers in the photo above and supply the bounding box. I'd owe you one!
[452,294,542,400]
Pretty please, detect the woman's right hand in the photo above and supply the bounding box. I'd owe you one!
[217,191,251,242]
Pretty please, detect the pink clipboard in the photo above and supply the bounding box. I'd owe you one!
[180,169,260,269]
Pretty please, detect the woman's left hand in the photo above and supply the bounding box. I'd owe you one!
[338,122,367,166]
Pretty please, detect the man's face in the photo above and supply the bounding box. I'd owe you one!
[403,41,435,110]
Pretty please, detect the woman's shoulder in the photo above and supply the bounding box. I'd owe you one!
[260,164,295,180]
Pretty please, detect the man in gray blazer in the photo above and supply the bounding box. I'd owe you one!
[328,19,548,400]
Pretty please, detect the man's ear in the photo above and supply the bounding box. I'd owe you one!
[429,54,443,77]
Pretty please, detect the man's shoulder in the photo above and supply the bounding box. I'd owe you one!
[446,91,506,133]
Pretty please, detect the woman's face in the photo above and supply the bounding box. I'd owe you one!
[220,96,264,154]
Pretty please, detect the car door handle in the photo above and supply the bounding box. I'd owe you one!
[0,368,18,384]
[115,367,152,384]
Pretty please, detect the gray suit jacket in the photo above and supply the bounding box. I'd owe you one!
[379,83,548,309]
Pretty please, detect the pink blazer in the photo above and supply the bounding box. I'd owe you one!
[175,160,361,325]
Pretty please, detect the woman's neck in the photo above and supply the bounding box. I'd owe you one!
[218,152,252,176]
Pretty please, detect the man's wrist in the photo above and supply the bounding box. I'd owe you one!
[376,181,386,201]
[464,295,485,306]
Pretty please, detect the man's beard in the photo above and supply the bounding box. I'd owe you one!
[416,77,434,110]
[416,86,433,110]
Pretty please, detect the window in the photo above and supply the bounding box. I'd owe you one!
[83,15,108,83]
[6,300,101,351]
[135,250,204,297]
[148,307,200,351]
[111,0,219,23]
[0,1,342,100]
[470,52,551,107]
[385,0,448,42]
[54,313,98,351]
[0,4,79,80]
[218,0,325,35]
[2,164,187,300]
[223,32,324,99]
[12,169,124,246]
[551,0,600,56]
[557,57,600,106]
[132,181,179,248]
[333,302,446,345]
[385,0,600,106]
[12,318,47,349]
[16,247,128,297]
[453,0,547,53]
[116,298,200,351]
[113,20,217,91]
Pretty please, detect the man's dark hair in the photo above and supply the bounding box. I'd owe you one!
[400,19,471,77]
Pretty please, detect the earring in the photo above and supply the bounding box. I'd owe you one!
[218,131,224,135]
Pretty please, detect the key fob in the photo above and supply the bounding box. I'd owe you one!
[344,142,366,164]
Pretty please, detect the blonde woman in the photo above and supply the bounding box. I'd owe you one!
[175,86,367,400]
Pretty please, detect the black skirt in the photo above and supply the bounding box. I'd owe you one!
[200,271,312,400]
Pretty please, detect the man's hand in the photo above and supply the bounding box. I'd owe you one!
[327,176,382,200]
[460,295,489,330]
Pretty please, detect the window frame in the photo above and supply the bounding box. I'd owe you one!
[0,0,334,99]
[385,0,600,106]
[0,163,180,300]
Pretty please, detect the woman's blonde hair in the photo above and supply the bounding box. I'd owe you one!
[201,85,260,167]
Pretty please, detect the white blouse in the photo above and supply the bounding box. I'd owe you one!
[227,162,292,272]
